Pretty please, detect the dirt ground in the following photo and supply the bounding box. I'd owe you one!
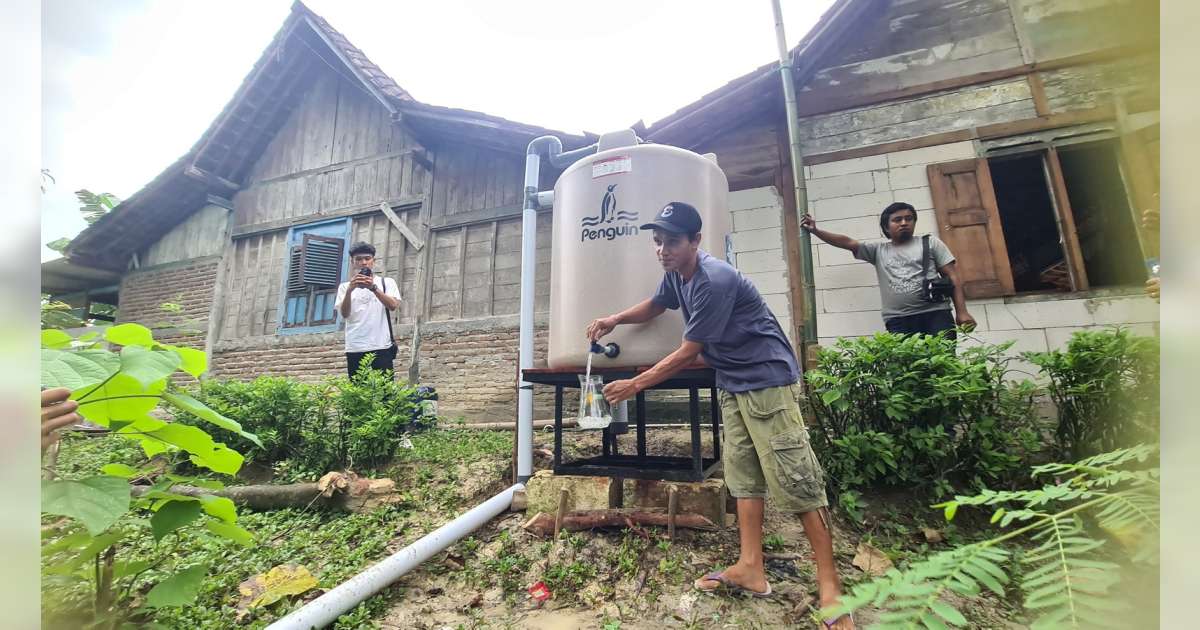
[371,428,1025,630]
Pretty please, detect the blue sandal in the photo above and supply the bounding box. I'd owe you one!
[693,570,773,597]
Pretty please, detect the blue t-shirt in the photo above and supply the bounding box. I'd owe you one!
[651,251,799,393]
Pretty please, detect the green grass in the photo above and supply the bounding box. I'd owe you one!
[390,428,512,465]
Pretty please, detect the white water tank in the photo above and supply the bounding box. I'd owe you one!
[548,131,731,369]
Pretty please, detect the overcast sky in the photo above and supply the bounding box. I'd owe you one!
[41,0,833,262]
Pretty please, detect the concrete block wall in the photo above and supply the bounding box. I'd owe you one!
[117,257,219,349]
[727,186,794,343]
[802,140,1160,371]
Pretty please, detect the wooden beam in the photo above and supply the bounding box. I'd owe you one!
[1044,147,1090,292]
[429,204,523,230]
[231,196,424,239]
[1027,73,1051,117]
[976,106,1115,139]
[183,165,240,195]
[378,201,424,250]
[774,123,809,353]
[804,129,979,166]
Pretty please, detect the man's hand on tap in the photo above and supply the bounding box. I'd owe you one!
[585,315,618,342]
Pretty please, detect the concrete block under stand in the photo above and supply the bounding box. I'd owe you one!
[525,470,616,514]
[624,478,728,527]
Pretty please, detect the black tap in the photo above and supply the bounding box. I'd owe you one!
[590,341,620,359]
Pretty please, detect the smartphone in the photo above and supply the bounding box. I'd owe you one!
[358,267,373,277]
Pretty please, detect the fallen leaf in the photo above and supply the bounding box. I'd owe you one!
[921,527,944,543]
[236,564,319,620]
[852,542,894,576]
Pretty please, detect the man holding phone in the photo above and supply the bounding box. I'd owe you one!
[335,242,401,379]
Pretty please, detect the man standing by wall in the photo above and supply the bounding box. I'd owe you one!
[802,201,975,339]
[335,242,401,379]
[587,202,854,629]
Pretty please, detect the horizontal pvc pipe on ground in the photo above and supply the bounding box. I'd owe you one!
[266,484,523,630]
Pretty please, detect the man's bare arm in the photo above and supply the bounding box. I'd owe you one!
[602,340,703,404]
[800,214,860,252]
[586,298,667,341]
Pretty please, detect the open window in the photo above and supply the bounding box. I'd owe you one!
[280,219,349,331]
[928,130,1148,298]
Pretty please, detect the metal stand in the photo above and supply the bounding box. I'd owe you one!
[523,367,722,482]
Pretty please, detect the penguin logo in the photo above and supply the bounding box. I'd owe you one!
[600,184,618,224]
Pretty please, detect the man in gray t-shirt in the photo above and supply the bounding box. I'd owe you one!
[802,201,975,339]
[587,202,854,629]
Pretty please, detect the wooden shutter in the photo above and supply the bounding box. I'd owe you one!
[300,234,344,287]
[927,159,1016,298]
[285,246,305,293]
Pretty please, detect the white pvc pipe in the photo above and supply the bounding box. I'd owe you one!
[266,484,523,630]
[516,153,541,481]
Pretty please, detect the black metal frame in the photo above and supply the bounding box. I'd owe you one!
[523,367,722,482]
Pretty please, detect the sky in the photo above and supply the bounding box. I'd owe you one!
[40,0,834,262]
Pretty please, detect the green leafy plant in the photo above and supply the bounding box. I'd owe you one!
[805,333,1040,506]
[824,444,1159,629]
[1025,328,1159,460]
[41,323,259,628]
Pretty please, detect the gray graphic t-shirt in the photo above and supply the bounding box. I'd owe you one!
[651,251,799,393]
[855,236,955,319]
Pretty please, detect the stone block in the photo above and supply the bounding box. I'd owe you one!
[815,263,879,290]
[732,205,781,232]
[892,186,934,211]
[736,248,788,273]
[818,215,885,241]
[625,478,728,526]
[809,154,889,179]
[807,171,876,201]
[817,310,885,338]
[729,186,782,212]
[729,227,783,253]
[821,287,883,313]
[813,191,895,222]
[744,270,790,295]
[525,470,616,514]
[762,292,791,318]
[887,164,929,190]
[1088,295,1160,325]
[886,141,977,168]
[1004,299,1097,329]
[816,243,861,267]
[872,171,891,191]
[984,304,1023,330]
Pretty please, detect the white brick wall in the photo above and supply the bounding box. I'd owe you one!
[802,140,1159,374]
[728,187,794,344]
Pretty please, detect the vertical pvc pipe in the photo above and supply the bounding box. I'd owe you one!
[516,153,541,482]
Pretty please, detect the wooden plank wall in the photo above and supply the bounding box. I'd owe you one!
[231,66,428,232]
[349,211,422,324]
[142,204,229,267]
[429,144,525,219]
[1015,0,1156,62]
[694,119,781,191]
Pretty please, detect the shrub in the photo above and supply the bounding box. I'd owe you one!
[177,361,435,477]
[804,332,1039,504]
[1024,327,1159,461]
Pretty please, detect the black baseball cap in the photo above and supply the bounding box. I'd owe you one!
[640,201,703,234]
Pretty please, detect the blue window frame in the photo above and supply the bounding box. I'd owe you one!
[277,218,351,334]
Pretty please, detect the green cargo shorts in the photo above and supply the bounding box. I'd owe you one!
[719,381,828,513]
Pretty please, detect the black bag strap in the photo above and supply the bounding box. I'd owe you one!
[922,234,932,279]
[379,277,395,346]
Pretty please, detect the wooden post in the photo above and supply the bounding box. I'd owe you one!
[667,486,679,541]
[554,488,569,538]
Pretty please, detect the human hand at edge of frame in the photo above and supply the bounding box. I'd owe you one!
[956,311,977,332]
[799,214,817,233]
[585,315,617,342]
[41,387,81,452]
[1145,277,1160,302]
[603,379,639,405]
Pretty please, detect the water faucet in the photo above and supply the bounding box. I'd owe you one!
[590,341,620,359]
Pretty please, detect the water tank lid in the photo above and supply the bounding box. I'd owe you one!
[597,129,639,152]
[702,152,719,165]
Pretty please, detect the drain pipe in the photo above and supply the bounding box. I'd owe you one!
[267,484,523,629]
[517,136,598,483]
[770,0,818,347]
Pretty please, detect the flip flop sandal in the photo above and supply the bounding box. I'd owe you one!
[821,613,854,628]
[693,571,773,598]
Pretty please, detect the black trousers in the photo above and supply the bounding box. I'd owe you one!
[345,345,397,380]
[884,309,957,341]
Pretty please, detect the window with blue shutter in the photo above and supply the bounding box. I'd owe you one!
[278,218,350,334]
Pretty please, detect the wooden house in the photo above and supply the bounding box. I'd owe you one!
[49,0,1159,420]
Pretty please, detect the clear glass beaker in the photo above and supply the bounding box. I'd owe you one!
[576,374,612,429]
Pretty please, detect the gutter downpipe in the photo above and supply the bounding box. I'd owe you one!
[771,0,818,348]
[516,136,598,483]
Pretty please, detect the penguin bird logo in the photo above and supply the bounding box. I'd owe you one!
[582,184,639,227]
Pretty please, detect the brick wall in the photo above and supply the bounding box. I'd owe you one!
[800,141,1160,375]
[727,186,794,344]
[210,315,556,422]
[117,257,219,349]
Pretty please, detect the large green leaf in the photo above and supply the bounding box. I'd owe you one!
[105,323,155,348]
[72,374,164,426]
[206,520,254,547]
[41,476,131,535]
[165,345,207,378]
[41,329,73,349]
[42,530,125,575]
[41,348,120,390]
[141,423,244,476]
[145,564,208,608]
[162,391,263,449]
[150,500,202,541]
[198,495,237,524]
[120,346,181,387]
